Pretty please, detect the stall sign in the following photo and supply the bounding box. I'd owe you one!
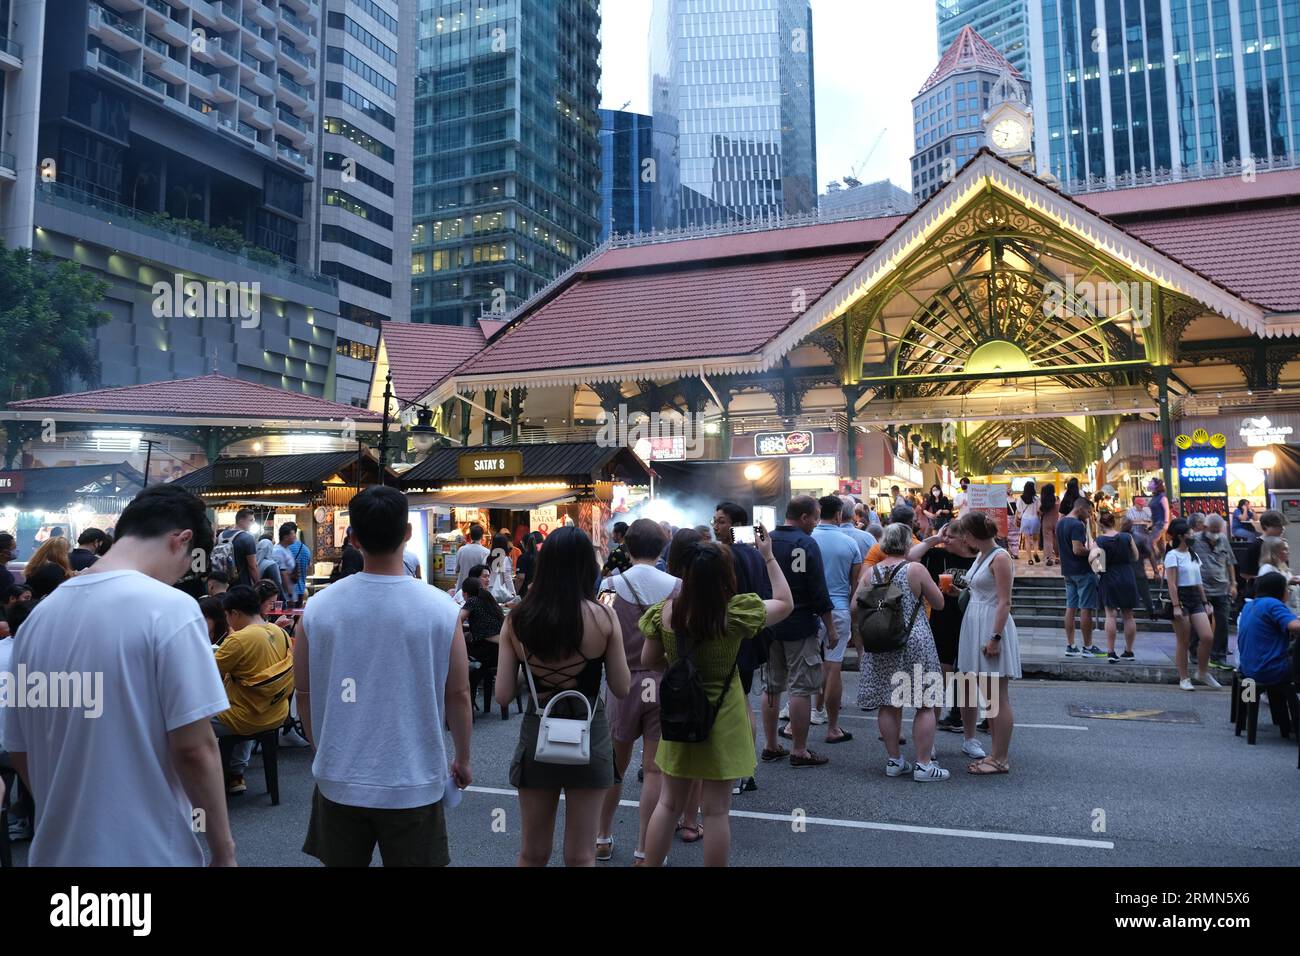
[1178,447,1227,493]
[213,461,264,486]
[0,472,23,493]
[633,436,686,462]
[530,505,558,536]
[1240,417,1293,447]
[753,430,814,458]
[838,479,863,495]
[789,456,838,476]
[457,451,523,479]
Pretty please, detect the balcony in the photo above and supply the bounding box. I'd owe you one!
[238,120,260,140]
[147,46,188,83]
[88,47,141,83]
[90,5,144,50]
[214,1,239,26]
[244,32,275,61]
[0,151,15,181]
[35,180,337,294]
[246,0,276,28]
[276,108,304,131]
[145,0,170,15]
[278,39,312,76]
[187,68,214,94]
[276,143,306,167]
[278,6,312,39]
[143,1,187,43]
[275,70,311,106]
[142,72,168,96]
[0,35,23,70]
[211,71,236,101]
[143,33,168,56]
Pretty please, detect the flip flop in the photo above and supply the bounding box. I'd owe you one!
[967,758,1010,775]
[825,730,854,744]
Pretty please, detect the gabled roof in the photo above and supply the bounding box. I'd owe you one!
[172,451,395,490]
[920,25,1023,94]
[380,322,493,403]
[4,462,145,506]
[7,374,379,421]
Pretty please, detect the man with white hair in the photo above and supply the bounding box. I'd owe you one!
[836,496,877,574]
[1191,512,1236,671]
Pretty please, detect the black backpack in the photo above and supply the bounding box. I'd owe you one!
[855,562,921,653]
[659,632,740,744]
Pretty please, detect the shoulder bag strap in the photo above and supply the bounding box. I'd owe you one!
[897,561,925,635]
[617,567,649,613]
[520,651,543,712]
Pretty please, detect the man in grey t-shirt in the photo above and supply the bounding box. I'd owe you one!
[454,524,490,589]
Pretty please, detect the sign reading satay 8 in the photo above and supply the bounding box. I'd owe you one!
[753,430,815,458]
[458,451,523,479]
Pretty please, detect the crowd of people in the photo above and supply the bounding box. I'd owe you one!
[0,473,1288,868]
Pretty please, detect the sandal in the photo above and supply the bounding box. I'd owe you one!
[825,730,853,744]
[761,746,789,762]
[596,836,614,862]
[677,824,703,844]
[967,757,1010,775]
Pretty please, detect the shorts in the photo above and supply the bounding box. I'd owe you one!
[819,609,852,665]
[1064,572,1100,610]
[606,669,661,744]
[302,786,449,867]
[763,635,823,698]
[1177,586,1206,617]
[1020,517,1041,536]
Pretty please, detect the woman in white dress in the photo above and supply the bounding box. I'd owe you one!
[955,512,1019,775]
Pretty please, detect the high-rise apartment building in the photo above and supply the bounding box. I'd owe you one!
[0,0,43,250]
[650,0,818,227]
[3,0,375,402]
[1030,0,1300,189]
[598,107,656,241]
[410,0,602,327]
[938,0,1032,76]
[316,0,413,404]
[912,26,1028,202]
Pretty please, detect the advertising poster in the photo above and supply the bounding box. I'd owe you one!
[965,483,1010,539]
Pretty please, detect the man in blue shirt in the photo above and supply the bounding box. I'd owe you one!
[810,495,862,745]
[1238,572,1300,687]
[1057,497,1104,657]
[835,495,877,563]
[762,496,834,768]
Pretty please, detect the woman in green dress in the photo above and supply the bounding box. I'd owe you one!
[639,528,793,867]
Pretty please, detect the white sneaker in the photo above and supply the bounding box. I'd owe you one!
[962,738,987,759]
[885,757,913,777]
[1193,672,1222,688]
[810,707,829,725]
[1180,678,1195,691]
[778,703,790,721]
[913,762,950,782]
[279,726,312,748]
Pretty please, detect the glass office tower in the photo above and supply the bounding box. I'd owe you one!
[651,0,817,227]
[598,108,656,242]
[411,0,601,326]
[1031,0,1300,189]
[938,0,1032,76]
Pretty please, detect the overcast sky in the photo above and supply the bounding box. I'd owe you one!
[598,0,939,193]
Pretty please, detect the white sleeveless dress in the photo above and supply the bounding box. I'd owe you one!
[957,548,1021,679]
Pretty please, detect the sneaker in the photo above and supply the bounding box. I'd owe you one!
[1193,671,1222,688]
[885,757,913,777]
[976,718,990,733]
[937,709,963,732]
[731,776,758,795]
[226,775,247,795]
[778,703,790,721]
[1065,644,1081,656]
[810,707,828,725]
[1107,651,1120,663]
[913,762,951,782]
[279,726,311,748]
[1120,651,1136,661]
[961,738,987,759]
[1083,645,1107,657]
[1209,659,1233,672]
[1180,678,1195,691]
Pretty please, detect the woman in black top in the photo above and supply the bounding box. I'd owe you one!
[458,576,504,662]
[1058,477,1081,518]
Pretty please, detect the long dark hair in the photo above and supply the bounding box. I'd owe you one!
[1060,477,1080,514]
[510,525,598,660]
[667,527,704,577]
[669,541,736,644]
[1021,480,1037,505]
[1167,518,1199,560]
[1041,482,1057,512]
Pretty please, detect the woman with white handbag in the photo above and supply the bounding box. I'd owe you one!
[494,526,632,866]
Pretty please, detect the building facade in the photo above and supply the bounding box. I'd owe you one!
[315,0,414,351]
[650,0,818,227]
[1030,0,1300,190]
[938,0,1032,76]
[0,0,44,250]
[819,178,913,219]
[912,26,1028,202]
[598,108,656,241]
[410,0,602,327]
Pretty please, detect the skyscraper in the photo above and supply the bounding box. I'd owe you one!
[316,0,414,336]
[937,0,1032,77]
[912,26,1028,202]
[651,0,818,227]
[410,0,602,327]
[598,108,656,241]
[1030,0,1300,189]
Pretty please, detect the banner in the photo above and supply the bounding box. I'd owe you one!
[965,483,1009,539]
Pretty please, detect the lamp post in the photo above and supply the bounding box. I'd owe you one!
[1254,447,1278,509]
[744,463,763,519]
[378,371,442,485]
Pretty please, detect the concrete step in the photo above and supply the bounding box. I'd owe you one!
[1014,612,1175,633]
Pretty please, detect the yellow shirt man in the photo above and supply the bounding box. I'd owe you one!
[214,622,293,735]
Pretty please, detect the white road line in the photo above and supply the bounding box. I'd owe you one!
[462,787,1113,850]
[836,713,1088,731]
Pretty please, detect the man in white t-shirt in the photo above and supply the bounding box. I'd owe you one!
[297,484,473,866]
[453,524,490,589]
[2,484,235,866]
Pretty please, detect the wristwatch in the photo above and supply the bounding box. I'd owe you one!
[991,634,1003,642]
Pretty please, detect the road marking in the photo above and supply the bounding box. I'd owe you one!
[462,787,1113,850]
[837,713,1088,731]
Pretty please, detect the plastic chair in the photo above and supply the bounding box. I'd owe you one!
[1233,679,1298,746]
[218,728,281,805]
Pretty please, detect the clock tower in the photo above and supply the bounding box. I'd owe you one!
[983,69,1035,171]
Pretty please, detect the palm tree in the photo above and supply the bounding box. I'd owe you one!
[170,183,204,221]
[130,169,158,210]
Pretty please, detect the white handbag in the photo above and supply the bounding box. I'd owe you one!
[522,657,593,765]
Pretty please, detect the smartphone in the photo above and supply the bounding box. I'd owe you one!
[733,526,757,544]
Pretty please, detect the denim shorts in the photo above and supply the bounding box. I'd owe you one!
[1065,572,1100,609]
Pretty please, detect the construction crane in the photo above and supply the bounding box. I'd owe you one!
[844,128,887,188]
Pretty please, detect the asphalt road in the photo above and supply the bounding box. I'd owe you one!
[11,676,1300,867]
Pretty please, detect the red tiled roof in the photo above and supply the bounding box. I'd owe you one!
[381,322,490,401]
[8,373,378,420]
[920,25,1022,94]
[476,318,507,339]
[1077,168,1300,218]
[459,252,867,378]
[1123,205,1300,312]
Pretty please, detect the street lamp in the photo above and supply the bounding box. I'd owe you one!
[744,463,762,517]
[378,371,444,484]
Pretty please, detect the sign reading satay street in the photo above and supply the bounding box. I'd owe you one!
[458,451,523,479]
[213,462,264,486]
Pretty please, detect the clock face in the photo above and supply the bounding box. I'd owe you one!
[990,117,1026,151]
